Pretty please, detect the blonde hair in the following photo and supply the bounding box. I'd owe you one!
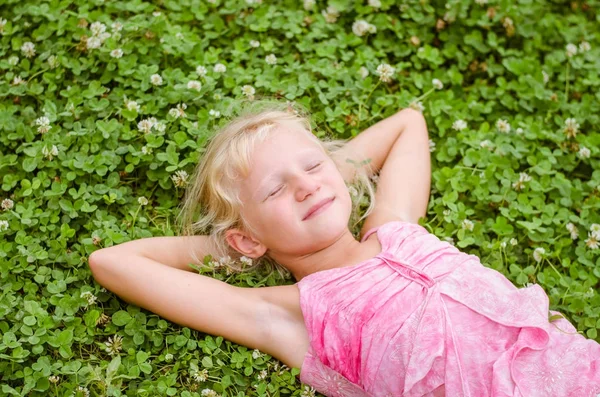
[176,98,377,278]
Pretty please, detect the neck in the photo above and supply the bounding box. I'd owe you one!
[270,229,379,282]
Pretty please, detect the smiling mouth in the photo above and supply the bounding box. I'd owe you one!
[303,197,335,221]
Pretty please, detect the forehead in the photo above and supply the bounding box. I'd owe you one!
[243,121,323,184]
[253,120,322,157]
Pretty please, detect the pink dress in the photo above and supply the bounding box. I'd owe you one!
[296,220,600,397]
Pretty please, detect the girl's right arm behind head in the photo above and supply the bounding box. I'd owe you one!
[89,234,219,273]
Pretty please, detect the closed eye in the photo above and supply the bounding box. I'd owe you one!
[266,162,323,198]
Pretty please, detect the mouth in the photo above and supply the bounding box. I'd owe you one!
[303,197,335,221]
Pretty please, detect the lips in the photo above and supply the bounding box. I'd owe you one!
[303,197,334,221]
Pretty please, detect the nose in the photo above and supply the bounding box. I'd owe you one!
[294,173,320,201]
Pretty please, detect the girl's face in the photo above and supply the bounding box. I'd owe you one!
[230,120,353,259]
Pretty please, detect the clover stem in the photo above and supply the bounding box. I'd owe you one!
[545,257,565,287]
[129,205,142,237]
[414,87,435,103]
[358,80,381,126]
[565,62,570,101]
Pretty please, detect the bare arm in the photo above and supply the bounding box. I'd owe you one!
[91,234,217,272]
[333,108,415,183]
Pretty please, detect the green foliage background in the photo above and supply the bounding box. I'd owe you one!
[1,0,599,396]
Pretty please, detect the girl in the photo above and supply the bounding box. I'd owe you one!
[89,100,600,397]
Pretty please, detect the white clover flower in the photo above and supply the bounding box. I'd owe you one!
[125,100,140,112]
[86,36,102,49]
[252,349,263,359]
[500,241,507,249]
[428,139,436,152]
[196,65,207,76]
[257,369,268,380]
[542,70,549,85]
[0,220,9,232]
[375,63,395,82]
[566,222,579,240]
[321,6,340,23]
[241,84,255,99]
[479,139,493,149]
[42,144,59,161]
[249,40,260,48]
[171,170,189,188]
[72,386,90,397]
[153,11,161,17]
[213,63,226,73]
[48,375,60,384]
[579,41,591,52]
[409,101,424,113]
[566,43,578,58]
[110,49,123,58]
[533,247,545,262]
[322,6,340,23]
[240,256,253,267]
[358,66,369,79]
[187,80,202,91]
[585,232,599,250]
[515,127,524,135]
[90,22,107,36]
[461,219,474,231]
[47,55,59,69]
[8,55,19,66]
[0,18,7,34]
[80,291,98,306]
[352,20,377,37]
[35,116,52,134]
[441,236,454,245]
[496,119,511,133]
[150,74,163,86]
[137,118,155,134]
[512,172,532,191]
[432,78,443,90]
[154,121,166,132]
[191,368,209,383]
[175,32,184,40]
[368,0,382,8]
[141,146,152,155]
[11,76,25,85]
[564,118,580,139]
[510,238,518,246]
[578,146,590,159]
[164,353,173,361]
[104,335,123,356]
[21,42,36,58]
[209,109,221,118]
[1,198,14,211]
[303,0,315,10]
[265,54,277,65]
[111,22,123,32]
[590,223,600,239]
[200,389,219,397]
[168,103,187,119]
[452,119,467,131]
[475,0,488,4]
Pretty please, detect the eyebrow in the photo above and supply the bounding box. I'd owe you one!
[254,147,324,199]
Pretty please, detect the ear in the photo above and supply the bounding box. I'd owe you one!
[224,228,268,259]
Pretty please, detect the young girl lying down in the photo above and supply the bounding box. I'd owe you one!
[89,100,600,397]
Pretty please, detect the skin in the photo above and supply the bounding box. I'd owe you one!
[224,120,380,282]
